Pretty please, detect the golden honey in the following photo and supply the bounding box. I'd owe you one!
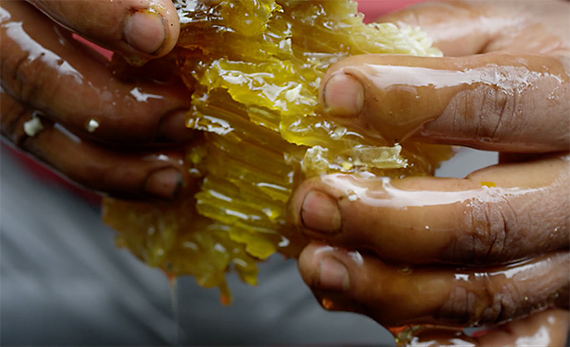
[103,0,451,302]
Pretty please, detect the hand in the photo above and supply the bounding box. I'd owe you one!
[291,0,569,344]
[1,0,193,199]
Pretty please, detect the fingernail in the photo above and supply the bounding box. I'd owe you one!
[319,257,349,291]
[323,73,364,117]
[144,168,182,199]
[124,10,166,55]
[300,190,341,233]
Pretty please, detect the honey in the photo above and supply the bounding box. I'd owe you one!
[103,0,451,302]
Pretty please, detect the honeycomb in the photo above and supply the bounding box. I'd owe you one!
[103,0,450,303]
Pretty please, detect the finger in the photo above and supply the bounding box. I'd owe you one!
[27,0,180,64]
[376,1,570,57]
[473,309,569,347]
[298,242,569,327]
[390,309,569,346]
[375,1,491,57]
[290,155,570,265]
[1,1,192,145]
[1,90,187,200]
[319,52,569,152]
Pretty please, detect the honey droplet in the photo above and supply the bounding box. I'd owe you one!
[321,298,334,310]
[220,295,231,306]
[388,325,423,347]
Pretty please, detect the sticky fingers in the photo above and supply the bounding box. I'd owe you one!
[298,242,569,328]
[321,0,570,153]
[1,91,188,200]
[291,155,570,265]
[319,53,570,152]
[27,0,180,64]
[1,1,192,145]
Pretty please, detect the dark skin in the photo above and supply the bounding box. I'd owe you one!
[1,0,191,199]
[292,0,569,345]
[1,0,568,345]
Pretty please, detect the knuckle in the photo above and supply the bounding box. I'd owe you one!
[476,86,513,142]
[480,282,524,325]
[437,281,524,326]
[451,199,515,264]
[4,54,52,108]
[1,31,63,115]
[446,83,520,144]
[1,51,26,98]
[436,285,475,325]
[19,57,54,104]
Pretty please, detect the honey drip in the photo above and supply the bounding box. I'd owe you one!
[168,276,182,345]
[389,326,422,347]
[103,0,452,302]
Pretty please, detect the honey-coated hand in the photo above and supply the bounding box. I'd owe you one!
[293,1,570,345]
[1,0,192,199]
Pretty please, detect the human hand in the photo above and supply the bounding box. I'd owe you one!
[291,0,569,344]
[1,0,193,200]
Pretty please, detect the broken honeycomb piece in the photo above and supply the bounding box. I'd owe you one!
[103,0,452,302]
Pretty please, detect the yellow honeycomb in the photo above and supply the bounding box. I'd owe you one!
[103,0,450,303]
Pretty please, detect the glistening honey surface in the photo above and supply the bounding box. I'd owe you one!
[103,0,451,302]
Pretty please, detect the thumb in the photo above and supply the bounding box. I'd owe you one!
[319,52,570,152]
[406,309,569,346]
[27,0,180,64]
